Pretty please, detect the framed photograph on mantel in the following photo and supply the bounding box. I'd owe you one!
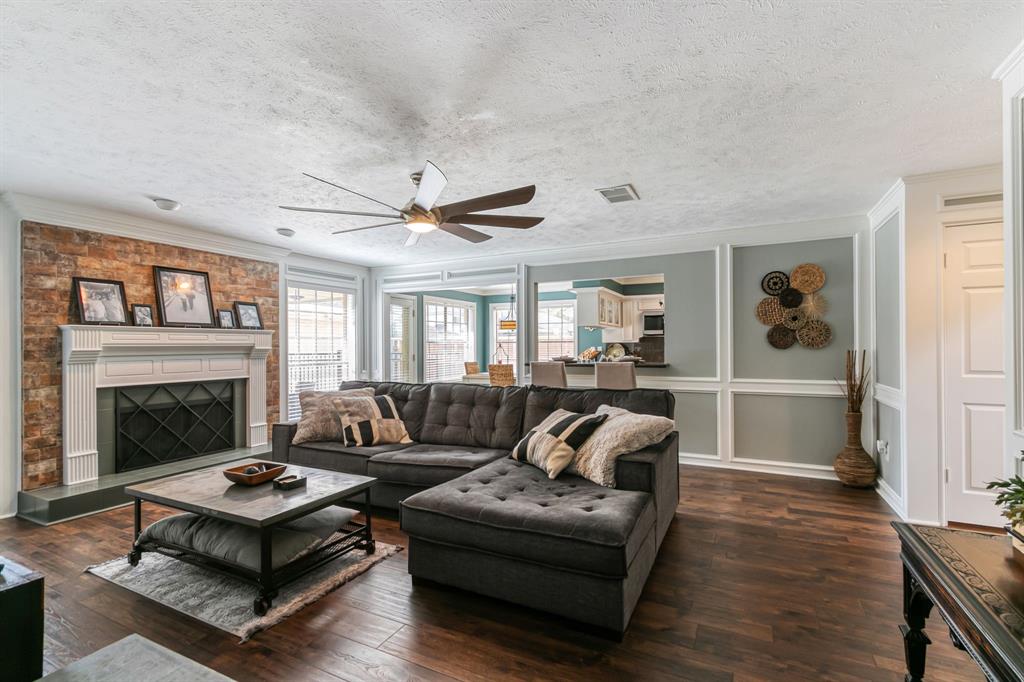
[217,309,236,328]
[233,301,263,329]
[72,277,129,325]
[132,304,155,327]
[153,266,215,327]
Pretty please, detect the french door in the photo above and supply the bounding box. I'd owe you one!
[387,295,417,383]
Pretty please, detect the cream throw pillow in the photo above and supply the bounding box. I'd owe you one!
[292,387,375,445]
[568,405,675,487]
[510,409,609,479]
[331,394,412,447]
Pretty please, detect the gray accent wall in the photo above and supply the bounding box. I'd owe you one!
[876,401,902,495]
[733,394,847,467]
[874,215,901,388]
[673,392,718,456]
[528,251,717,377]
[732,237,855,380]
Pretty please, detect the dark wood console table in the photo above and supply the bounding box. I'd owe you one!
[893,523,1024,681]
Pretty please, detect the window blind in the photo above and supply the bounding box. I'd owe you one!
[536,301,576,359]
[286,285,357,420]
[424,297,475,382]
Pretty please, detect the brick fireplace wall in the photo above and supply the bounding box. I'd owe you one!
[21,221,280,490]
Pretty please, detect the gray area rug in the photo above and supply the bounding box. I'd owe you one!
[88,543,401,642]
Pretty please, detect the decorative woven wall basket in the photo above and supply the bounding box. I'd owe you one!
[778,287,804,309]
[756,297,785,326]
[760,271,789,296]
[796,320,832,349]
[790,263,825,293]
[782,307,807,330]
[767,324,797,349]
[799,292,829,320]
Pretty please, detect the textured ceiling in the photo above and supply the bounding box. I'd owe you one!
[1,1,1021,267]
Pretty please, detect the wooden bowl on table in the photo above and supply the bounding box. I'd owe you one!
[223,461,286,486]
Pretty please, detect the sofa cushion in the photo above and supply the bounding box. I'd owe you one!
[340,381,430,441]
[400,459,655,577]
[419,383,528,450]
[139,506,355,571]
[511,409,609,479]
[332,394,412,447]
[292,387,375,445]
[288,441,413,475]
[367,444,508,486]
[522,386,675,432]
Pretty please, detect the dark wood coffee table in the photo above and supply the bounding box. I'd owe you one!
[126,462,375,615]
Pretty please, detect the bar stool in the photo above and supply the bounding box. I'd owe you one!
[596,362,637,389]
[530,361,568,388]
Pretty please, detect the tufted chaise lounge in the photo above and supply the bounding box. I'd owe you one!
[271,380,679,635]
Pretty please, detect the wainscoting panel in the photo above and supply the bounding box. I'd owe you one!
[732,392,847,469]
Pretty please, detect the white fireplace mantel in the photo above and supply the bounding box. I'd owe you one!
[59,325,274,484]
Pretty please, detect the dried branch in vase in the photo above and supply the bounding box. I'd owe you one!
[835,349,871,413]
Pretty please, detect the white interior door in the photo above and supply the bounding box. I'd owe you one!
[943,221,1006,526]
[387,295,417,382]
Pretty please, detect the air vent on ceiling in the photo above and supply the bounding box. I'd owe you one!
[596,184,639,204]
[942,192,1002,208]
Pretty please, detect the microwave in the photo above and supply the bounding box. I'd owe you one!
[642,312,664,336]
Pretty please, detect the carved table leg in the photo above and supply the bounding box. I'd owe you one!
[900,564,934,682]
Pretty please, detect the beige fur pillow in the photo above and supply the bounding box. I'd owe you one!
[568,405,675,487]
[292,387,375,444]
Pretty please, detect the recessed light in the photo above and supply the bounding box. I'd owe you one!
[151,197,181,211]
[276,227,296,237]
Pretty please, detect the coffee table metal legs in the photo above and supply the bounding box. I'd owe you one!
[362,487,375,555]
[129,498,143,567]
[254,526,277,616]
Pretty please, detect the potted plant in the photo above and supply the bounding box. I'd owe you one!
[833,350,876,487]
[986,476,1024,563]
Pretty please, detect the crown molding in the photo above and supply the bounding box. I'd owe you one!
[901,163,1002,186]
[2,192,292,262]
[993,40,1024,81]
[371,213,867,276]
[867,179,905,228]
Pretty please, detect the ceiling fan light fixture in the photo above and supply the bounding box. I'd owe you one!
[406,216,437,233]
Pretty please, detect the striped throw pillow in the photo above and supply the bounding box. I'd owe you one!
[511,409,608,479]
[331,394,412,447]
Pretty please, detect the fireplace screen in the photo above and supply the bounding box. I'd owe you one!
[116,381,236,472]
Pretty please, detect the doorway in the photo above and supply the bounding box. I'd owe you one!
[387,295,417,382]
[942,220,1006,526]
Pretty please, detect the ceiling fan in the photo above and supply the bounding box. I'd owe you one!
[280,162,544,247]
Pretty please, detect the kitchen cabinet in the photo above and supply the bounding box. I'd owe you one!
[574,287,622,328]
[603,299,639,343]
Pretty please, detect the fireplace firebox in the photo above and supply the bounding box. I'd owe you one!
[115,381,236,472]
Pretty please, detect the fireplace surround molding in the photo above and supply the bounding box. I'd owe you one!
[60,325,274,484]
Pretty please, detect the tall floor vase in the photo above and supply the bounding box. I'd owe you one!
[833,411,877,487]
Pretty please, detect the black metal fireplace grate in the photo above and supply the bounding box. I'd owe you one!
[115,381,236,472]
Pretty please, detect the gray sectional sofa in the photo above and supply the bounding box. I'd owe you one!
[271,381,679,635]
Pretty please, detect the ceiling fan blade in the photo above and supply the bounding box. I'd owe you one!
[404,231,421,247]
[436,185,536,222]
[412,160,447,212]
[438,223,492,243]
[332,220,405,235]
[280,205,402,219]
[445,214,544,229]
[301,172,405,213]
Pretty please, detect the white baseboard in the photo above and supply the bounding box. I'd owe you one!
[678,455,839,481]
[875,478,907,520]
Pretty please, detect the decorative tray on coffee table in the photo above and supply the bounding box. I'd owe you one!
[223,461,286,486]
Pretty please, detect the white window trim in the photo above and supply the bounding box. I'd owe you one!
[488,301,519,365]
[535,298,577,359]
[386,293,417,382]
[422,295,478,381]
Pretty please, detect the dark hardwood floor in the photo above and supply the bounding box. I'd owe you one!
[0,466,982,681]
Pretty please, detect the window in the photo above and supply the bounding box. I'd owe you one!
[489,303,517,365]
[389,297,416,382]
[424,296,476,382]
[536,300,576,359]
[286,285,357,420]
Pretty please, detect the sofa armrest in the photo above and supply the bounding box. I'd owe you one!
[614,432,679,548]
[271,422,298,463]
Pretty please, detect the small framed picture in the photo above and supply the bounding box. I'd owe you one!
[132,304,155,327]
[72,277,129,325]
[233,301,263,329]
[153,266,215,327]
[217,309,236,328]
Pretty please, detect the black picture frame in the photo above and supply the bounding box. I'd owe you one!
[153,266,216,327]
[132,304,155,327]
[71,277,129,325]
[233,301,263,329]
[217,309,236,329]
